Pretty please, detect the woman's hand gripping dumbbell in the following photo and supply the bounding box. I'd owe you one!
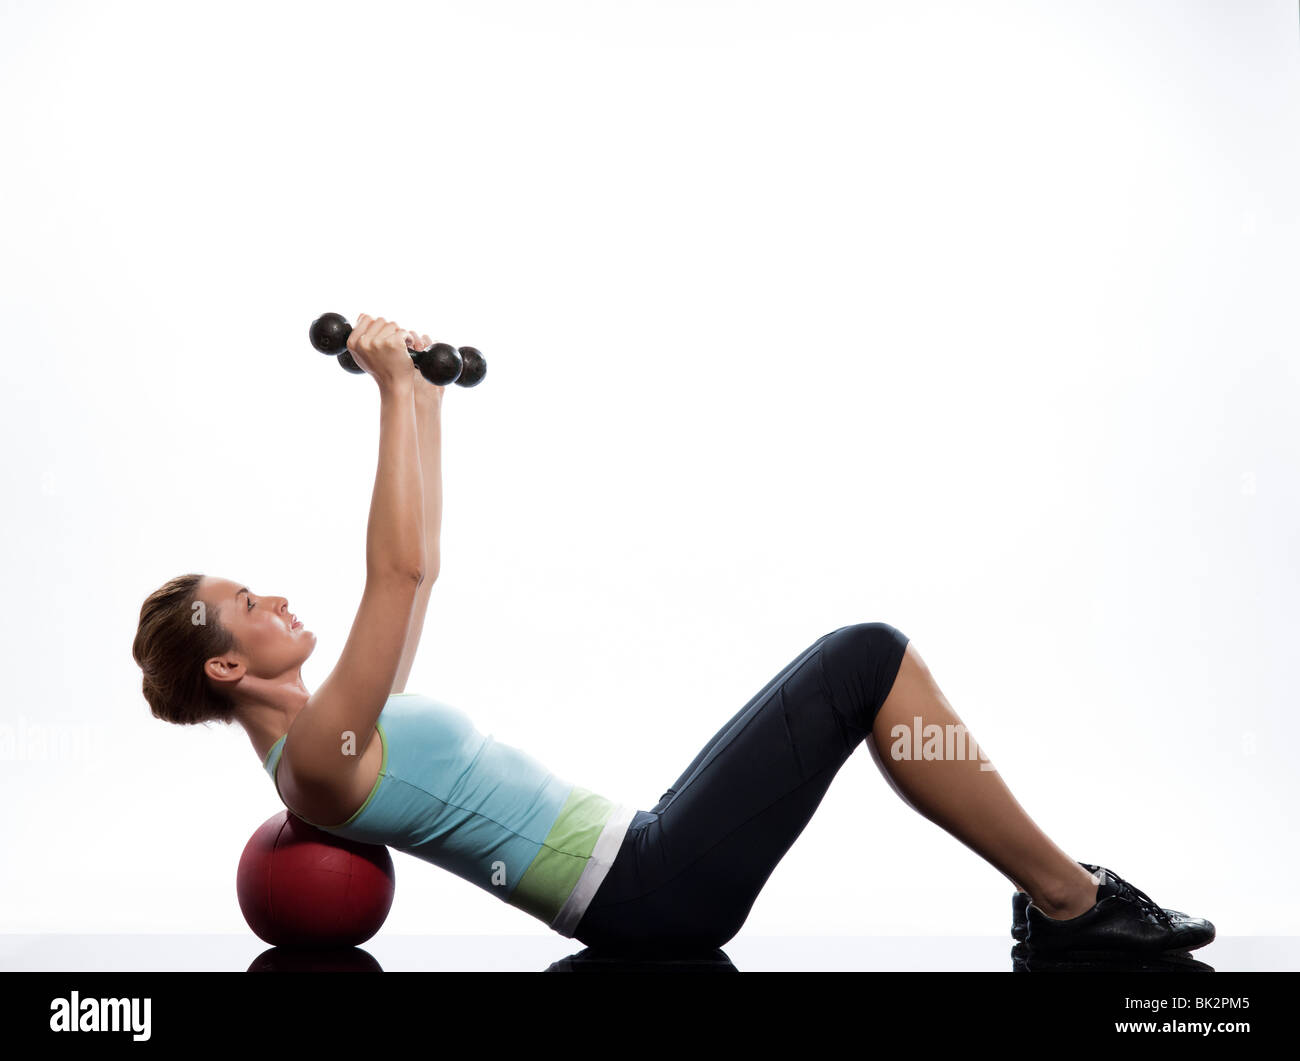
[309,311,487,387]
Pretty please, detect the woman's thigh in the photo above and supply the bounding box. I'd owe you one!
[572,622,909,953]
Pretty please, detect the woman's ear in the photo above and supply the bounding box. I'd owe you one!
[205,655,245,687]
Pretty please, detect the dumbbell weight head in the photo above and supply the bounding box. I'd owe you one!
[336,349,366,374]
[308,312,368,374]
[412,343,463,386]
[308,312,351,355]
[456,347,487,388]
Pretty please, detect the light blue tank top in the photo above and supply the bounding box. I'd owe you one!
[262,693,636,937]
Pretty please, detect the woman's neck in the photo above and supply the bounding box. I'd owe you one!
[235,676,310,763]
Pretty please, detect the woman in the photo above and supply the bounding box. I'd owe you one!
[132,314,1214,957]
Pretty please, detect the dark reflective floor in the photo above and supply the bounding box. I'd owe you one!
[2,935,1294,971]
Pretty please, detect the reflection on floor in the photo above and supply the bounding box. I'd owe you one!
[1007,943,1214,974]
[3,934,1293,972]
[243,942,1216,972]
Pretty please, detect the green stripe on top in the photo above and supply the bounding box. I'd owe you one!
[509,785,619,923]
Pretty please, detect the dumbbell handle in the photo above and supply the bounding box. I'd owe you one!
[308,312,486,387]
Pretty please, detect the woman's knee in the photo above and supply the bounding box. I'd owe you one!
[823,622,909,666]
[820,622,911,722]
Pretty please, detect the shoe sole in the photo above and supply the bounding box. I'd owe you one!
[1011,943,1214,973]
[1022,928,1216,957]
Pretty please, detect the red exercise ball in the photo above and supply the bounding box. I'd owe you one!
[237,811,395,948]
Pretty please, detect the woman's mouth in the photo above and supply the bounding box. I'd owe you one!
[290,615,303,630]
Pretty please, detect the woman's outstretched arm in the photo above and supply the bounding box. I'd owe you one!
[391,334,444,693]
[298,315,426,785]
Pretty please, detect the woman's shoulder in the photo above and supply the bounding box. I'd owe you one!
[277,694,377,776]
[275,716,386,829]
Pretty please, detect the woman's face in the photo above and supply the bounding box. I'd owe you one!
[199,576,317,685]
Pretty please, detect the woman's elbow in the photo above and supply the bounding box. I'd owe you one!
[369,561,427,588]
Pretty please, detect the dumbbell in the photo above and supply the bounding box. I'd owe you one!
[308,312,487,388]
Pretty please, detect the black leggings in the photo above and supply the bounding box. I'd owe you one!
[572,621,910,953]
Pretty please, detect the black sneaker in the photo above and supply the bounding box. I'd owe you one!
[1023,865,1215,954]
[1011,862,1101,942]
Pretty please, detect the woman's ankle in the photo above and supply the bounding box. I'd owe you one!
[1030,865,1100,920]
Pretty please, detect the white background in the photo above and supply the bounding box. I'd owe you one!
[1,0,1296,942]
